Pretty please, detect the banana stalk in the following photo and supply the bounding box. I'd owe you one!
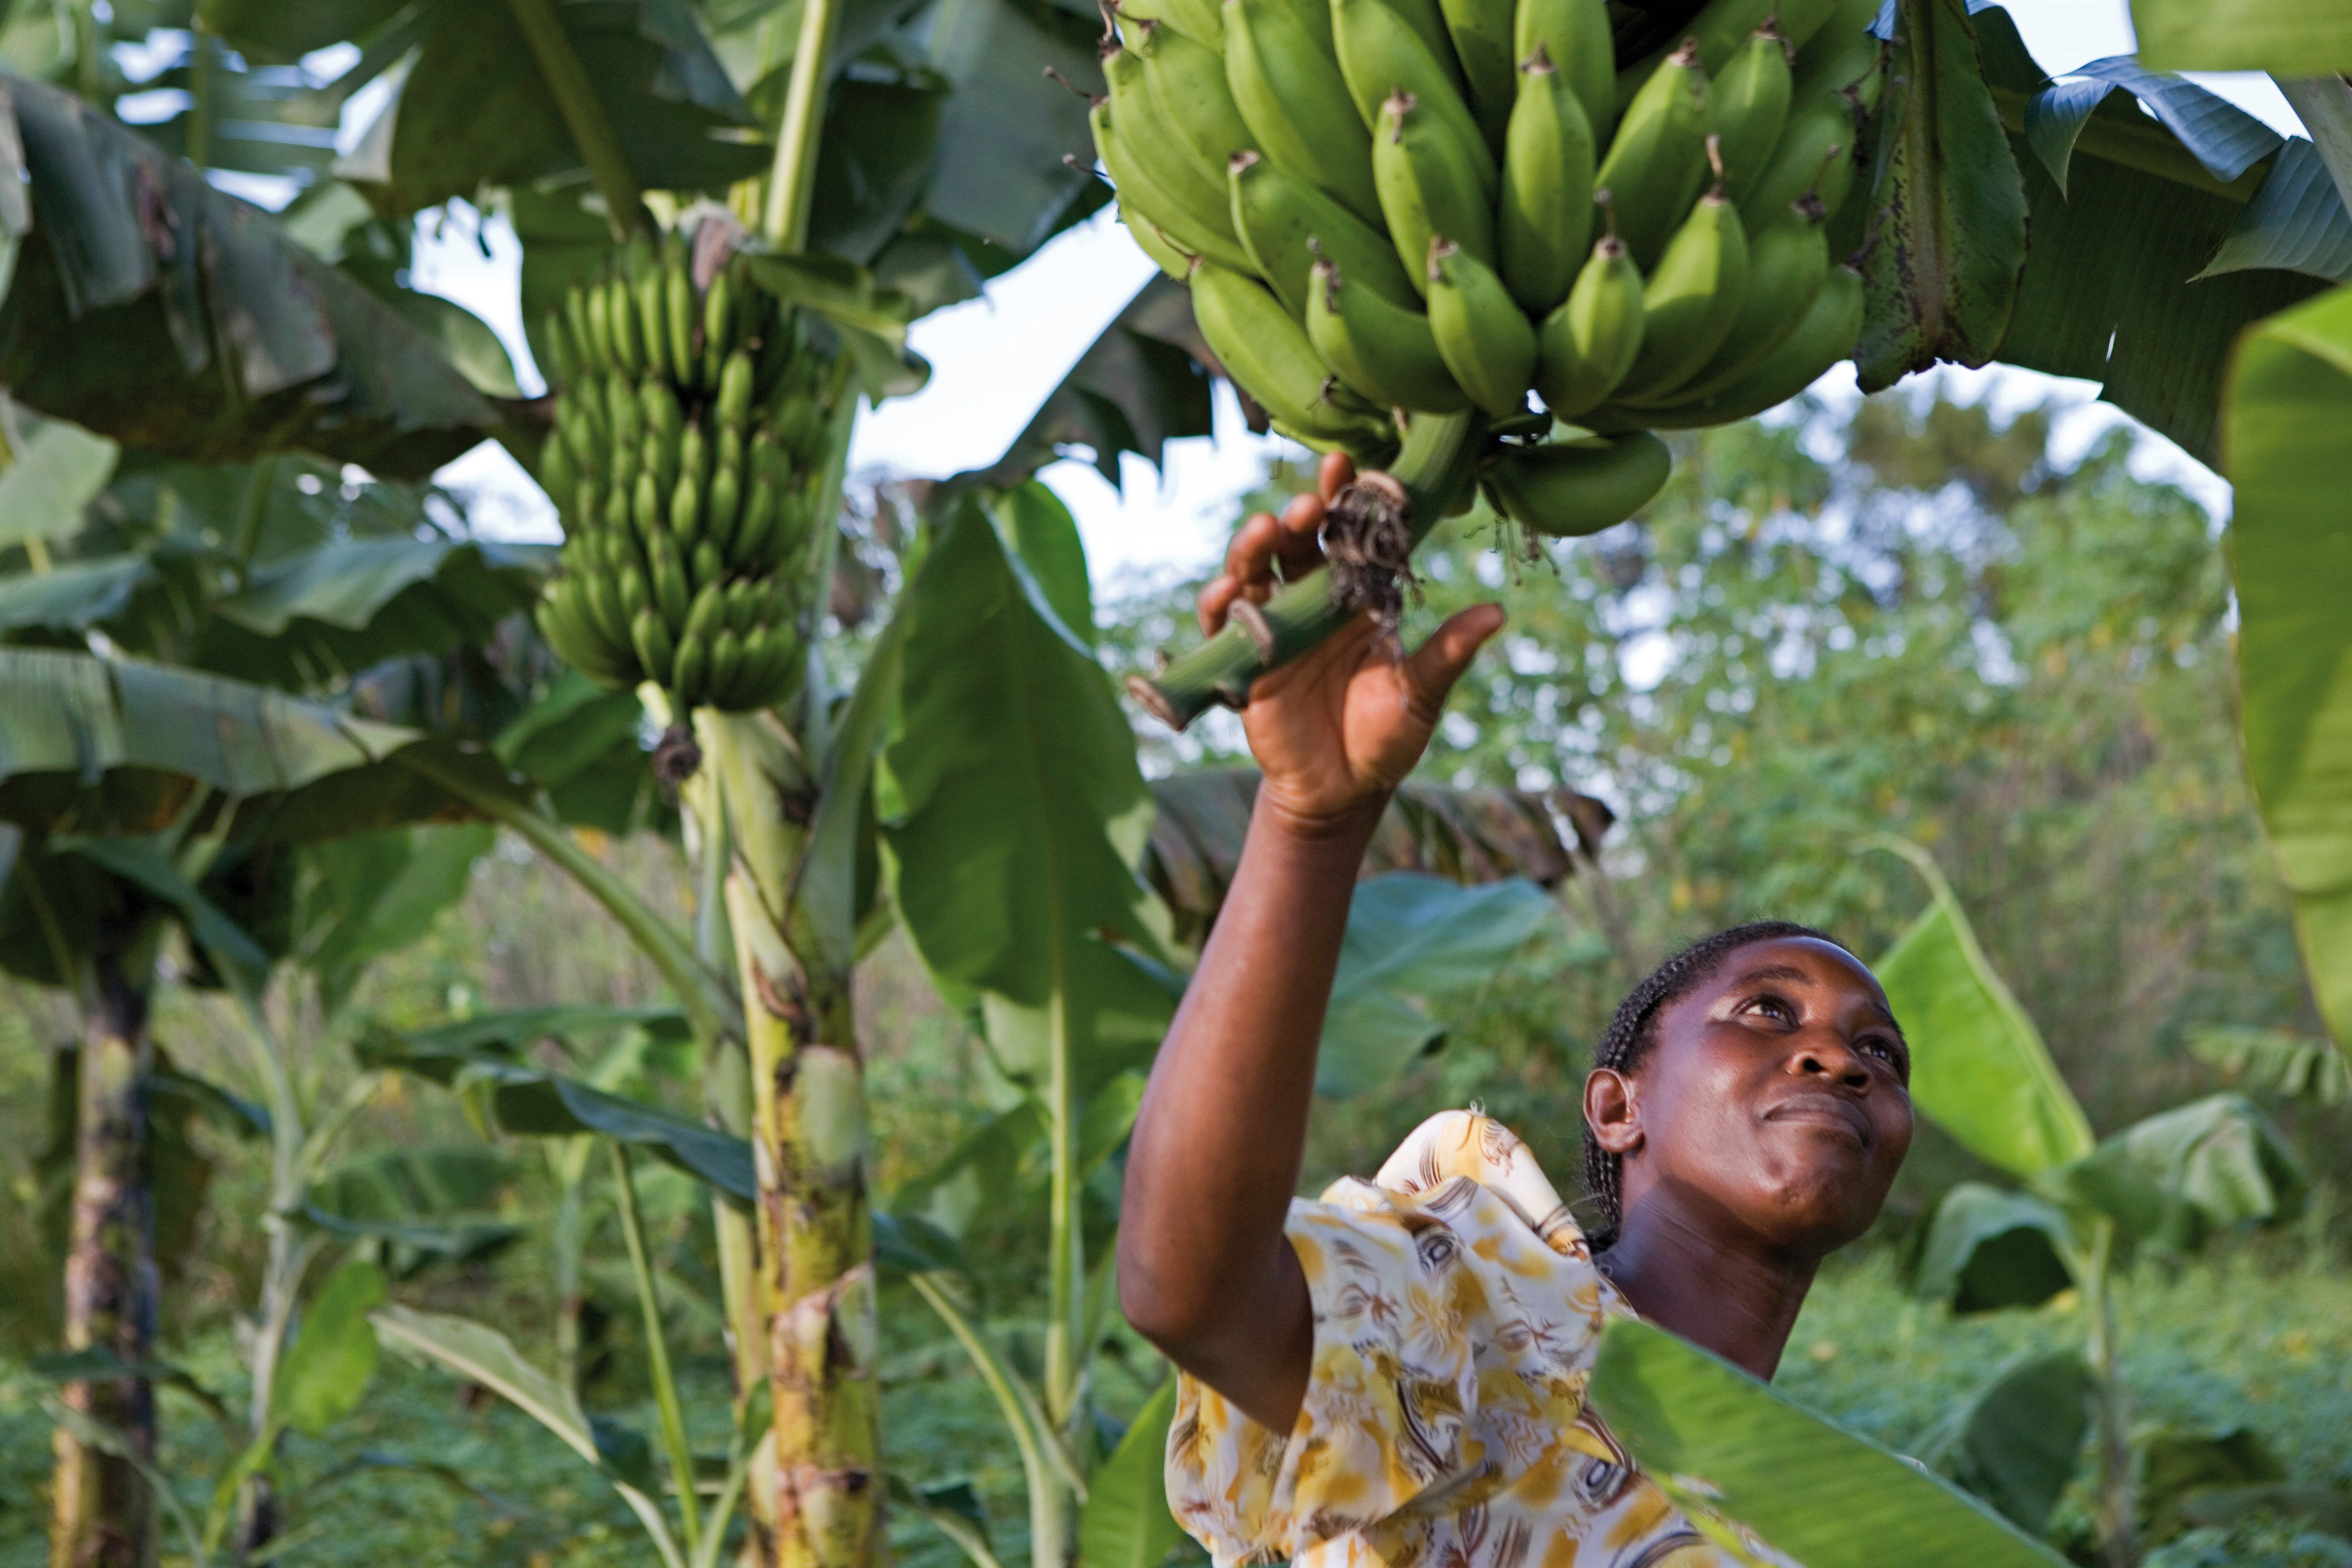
[1128,409,1485,729]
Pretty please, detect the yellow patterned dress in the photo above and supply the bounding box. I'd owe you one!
[1165,1111,1802,1568]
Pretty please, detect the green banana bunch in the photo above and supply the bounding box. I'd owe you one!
[532,219,840,717]
[1089,0,1888,515]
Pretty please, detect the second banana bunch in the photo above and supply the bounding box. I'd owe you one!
[1093,0,1886,536]
[531,222,849,715]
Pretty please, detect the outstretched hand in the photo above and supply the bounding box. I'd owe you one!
[1200,452,1505,833]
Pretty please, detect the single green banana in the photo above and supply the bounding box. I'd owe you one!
[1791,0,1882,102]
[1614,152,1749,401]
[631,607,677,687]
[733,475,779,567]
[1191,260,1388,440]
[1116,0,1223,52]
[607,274,643,378]
[1231,150,1419,318]
[1592,38,1710,270]
[1437,0,1517,150]
[1497,47,1595,316]
[583,568,632,649]
[634,266,670,382]
[1103,50,1255,262]
[1633,199,1825,407]
[566,285,601,380]
[717,350,755,430]
[634,470,664,541]
[1741,96,1855,234]
[708,432,743,552]
[1511,0,1612,139]
[690,538,724,594]
[680,581,727,655]
[724,579,762,636]
[1594,262,1861,430]
[583,282,617,377]
[1712,26,1794,208]
[1094,102,1256,273]
[1534,223,1645,418]
[670,468,704,552]
[1122,193,1199,281]
[538,427,577,509]
[541,310,578,390]
[1332,0,1493,191]
[671,627,710,706]
[1484,431,1673,536]
[705,628,746,706]
[1374,90,1497,297]
[1305,256,1472,413]
[1136,24,1256,194]
[701,262,735,389]
[1426,239,1537,417]
[663,240,696,390]
[1223,0,1385,225]
[650,534,692,631]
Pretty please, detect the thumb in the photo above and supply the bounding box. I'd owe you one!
[1401,603,1505,721]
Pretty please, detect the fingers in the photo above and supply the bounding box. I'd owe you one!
[1275,490,1326,580]
[1318,451,1355,506]
[1400,603,1506,722]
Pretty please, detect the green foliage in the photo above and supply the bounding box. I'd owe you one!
[2224,283,2352,1056]
[273,1259,388,1437]
[1319,874,1556,1097]
[1872,837,2095,1177]
[1587,1317,2064,1566]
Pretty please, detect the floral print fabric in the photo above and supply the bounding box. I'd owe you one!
[1165,1110,1800,1568]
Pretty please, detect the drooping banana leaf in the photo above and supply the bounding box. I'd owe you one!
[1586,1318,2066,1568]
[2224,283,2352,1054]
[0,74,501,477]
[1866,836,2095,1178]
[1969,10,2331,465]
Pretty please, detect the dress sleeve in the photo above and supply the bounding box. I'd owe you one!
[1164,1113,1615,1568]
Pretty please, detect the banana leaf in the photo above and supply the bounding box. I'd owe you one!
[0,73,501,478]
[2224,283,2352,1053]
[1585,1318,2066,1567]
[878,486,1179,1104]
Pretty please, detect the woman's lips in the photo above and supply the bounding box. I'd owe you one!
[1762,1091,1872,1146]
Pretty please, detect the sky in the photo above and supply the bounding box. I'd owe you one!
[400,0,2312,590]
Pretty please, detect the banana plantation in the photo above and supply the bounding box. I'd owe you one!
[0,0,2347,1563]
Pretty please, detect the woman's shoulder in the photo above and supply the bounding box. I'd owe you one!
[1311,1109,1595,1264]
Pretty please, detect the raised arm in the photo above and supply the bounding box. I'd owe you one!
[1117,453,1503,1432]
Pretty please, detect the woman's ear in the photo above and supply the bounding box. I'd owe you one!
[1583,1068,1642,1156]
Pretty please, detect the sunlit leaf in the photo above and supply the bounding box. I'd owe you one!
[879,489,1177,1102]
[2129,0,2352,73]
[2036,1093,2305,1251]
[1586,1318,2066,1568]
[1078,1379,1184,1568]
[2224,282,2352,1053]
[1867,836,2095,1177]
[271,1257,387,1436]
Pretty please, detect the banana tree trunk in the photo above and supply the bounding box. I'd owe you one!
[708,712,883,1568]
[50,929,161,1568]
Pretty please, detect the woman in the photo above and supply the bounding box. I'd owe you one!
[1118,454,1915,1568]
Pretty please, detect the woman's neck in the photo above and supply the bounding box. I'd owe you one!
[1593,1188,1819,1380]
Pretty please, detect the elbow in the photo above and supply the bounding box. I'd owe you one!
[1116,1240,1212,1359]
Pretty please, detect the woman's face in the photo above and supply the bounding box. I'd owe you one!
[1590,936,1914,1257]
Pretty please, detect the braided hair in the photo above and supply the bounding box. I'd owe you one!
[1580,920,1845,1250]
